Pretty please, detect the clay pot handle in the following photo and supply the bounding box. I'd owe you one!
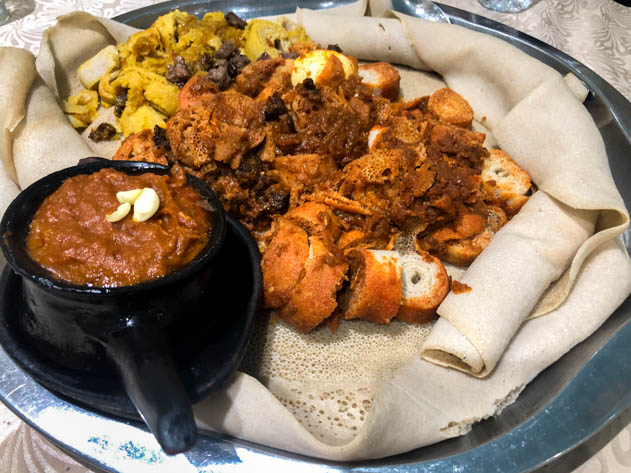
[104,312,197,455]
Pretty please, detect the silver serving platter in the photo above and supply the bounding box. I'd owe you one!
[2,2,631,472]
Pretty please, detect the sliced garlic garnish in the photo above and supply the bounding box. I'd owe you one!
[116,188,143,204]
[106,202,131,222]
[133,188,160,222]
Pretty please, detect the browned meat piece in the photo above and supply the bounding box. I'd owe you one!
[270,153,337,194]
[263,94,289,121]
[341,149,406,189]
[224,11,247,29]
[339,249,402,324]
[258,61,294,102]
[206,59,231,90]
[215,40,238,60]
[88,123,118,142]
[197,53,213,71]
[114,88,128,118]
[339,149,408,217]
[113,128,168,165]
[235,58,292,99]
[212,174,249,203]
[166,55,191,87]
[338,148,436,226]
[229,54,251,75]
[167,90,265,170]
[315,53,348,88]
[288,41,316,56]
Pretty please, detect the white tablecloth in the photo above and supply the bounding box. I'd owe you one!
[0,1,630,472]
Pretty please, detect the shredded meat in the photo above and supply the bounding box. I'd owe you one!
[235,58,291,99]
[271,77,375,166]
[264,94,289,121]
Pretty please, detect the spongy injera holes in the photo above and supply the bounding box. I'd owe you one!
[240,311,433,445]
[270,383,373,444]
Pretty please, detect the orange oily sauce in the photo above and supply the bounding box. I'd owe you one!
[26,166,211,287]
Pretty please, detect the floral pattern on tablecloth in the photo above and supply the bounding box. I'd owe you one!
[576,425,631,473]
[439,0,631,102]
[0,0,165,54]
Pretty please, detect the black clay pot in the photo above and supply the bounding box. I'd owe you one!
[0,159,228,455]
